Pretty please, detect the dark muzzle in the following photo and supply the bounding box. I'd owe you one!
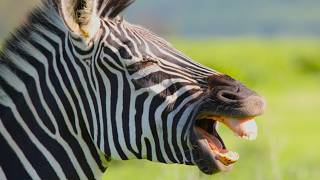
[201,74,266,118]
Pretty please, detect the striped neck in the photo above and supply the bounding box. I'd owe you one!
[1,5,109,179]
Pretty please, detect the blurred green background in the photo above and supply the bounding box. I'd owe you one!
[1,1,320,180]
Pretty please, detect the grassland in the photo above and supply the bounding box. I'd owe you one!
[103,38,320,180]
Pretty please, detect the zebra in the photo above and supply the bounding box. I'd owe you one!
[0,0,266,179]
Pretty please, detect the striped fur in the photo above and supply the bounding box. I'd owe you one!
[0,0,217,179]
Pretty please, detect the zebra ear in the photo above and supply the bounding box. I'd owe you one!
[58,0,100,41]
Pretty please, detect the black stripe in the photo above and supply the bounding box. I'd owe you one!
[31,28,100,177]
[7,58,56,134]
[144,138,152,161]
[115,23,139,57]
[94,64,111,157]
[121,72,140,157]
[148,95,165,162]
[0,106,60,179]
[134,92,148,158]
[132,71,189,90]
[0,122,33,180]
[98,59,128,159]
[103,36,123,67]
[0,78,80,180]
[28,35,80,134]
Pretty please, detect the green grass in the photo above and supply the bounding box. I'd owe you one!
[103,38,320,180]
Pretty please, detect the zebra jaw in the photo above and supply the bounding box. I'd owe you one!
[194,114,258,166]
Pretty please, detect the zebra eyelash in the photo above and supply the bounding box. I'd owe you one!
[84,58,91,65]
[126,55,159,73]
[141,55,159,64]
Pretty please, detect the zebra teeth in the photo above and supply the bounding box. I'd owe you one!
[195,114,258,141]
[213,117,258,141]
[216,151,239,166]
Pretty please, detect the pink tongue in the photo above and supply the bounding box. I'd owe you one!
[218,118,258,140]
[195,127,223,151]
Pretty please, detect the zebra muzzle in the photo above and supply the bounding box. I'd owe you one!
[193,113,258,167]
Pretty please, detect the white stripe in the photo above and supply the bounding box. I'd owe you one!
[135,78,193,95]
[126,78,139,154]
[33,26,89,137]
[140,94,157,160]
[122,24,143,58]
[167,91,203,162]
[130,63,198,83]
[128,24,214,76]
[94,57,122,159]
[100,56,136,158]
[176,102,199,162]
[130,32,211,78]
[9,29,100,178]
[0,67,69,179]
[34,26,103,177]
[148,40,213,76]
[91,32,107,153]
[154,85,200,163]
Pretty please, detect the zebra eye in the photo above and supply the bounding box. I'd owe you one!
[126,55,159,73]
[142,55,159,64]
[84,58,91,65]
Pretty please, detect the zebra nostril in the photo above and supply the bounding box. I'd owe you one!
[221,92,239,100]
[217,90,244,102]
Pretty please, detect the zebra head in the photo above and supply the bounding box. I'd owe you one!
[54,0,266,175]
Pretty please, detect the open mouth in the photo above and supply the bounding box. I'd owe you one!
[191,112,258,174]
[188,74,265,174]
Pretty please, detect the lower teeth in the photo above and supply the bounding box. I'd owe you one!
[216,151,239,166]
[204,139,239,166]
[195,127,239,166]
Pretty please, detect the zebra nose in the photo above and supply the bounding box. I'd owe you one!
[205,74,266,117]
[206,74,255,101]
[216,90,246,103]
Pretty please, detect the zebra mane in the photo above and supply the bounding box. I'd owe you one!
[40,0,134,19]
[97,0,135,18]
[0,8,48,62]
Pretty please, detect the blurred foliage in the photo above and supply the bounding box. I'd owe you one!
[294,55,320,74]
[173,38,320,90]
[127,0,320,36]
[104,38,320,180]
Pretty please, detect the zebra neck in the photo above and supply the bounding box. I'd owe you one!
[0,5,110,178]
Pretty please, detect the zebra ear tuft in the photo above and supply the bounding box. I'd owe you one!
[58,0,100,41]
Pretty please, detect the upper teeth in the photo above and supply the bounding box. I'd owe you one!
[235,119,258,140]
[195,114,258,141]
[215,117,258,141]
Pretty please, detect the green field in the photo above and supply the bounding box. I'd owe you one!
[103,38,320,180]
